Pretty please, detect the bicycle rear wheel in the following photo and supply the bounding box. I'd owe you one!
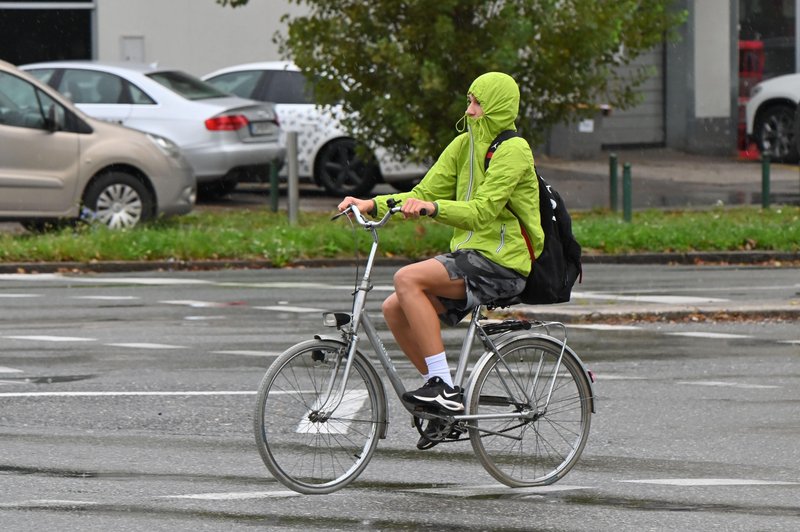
[467,336,592,487]
[253,339,384,494]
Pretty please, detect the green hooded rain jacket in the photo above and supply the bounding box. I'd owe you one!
[373,72,543,277]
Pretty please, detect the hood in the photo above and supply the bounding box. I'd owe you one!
[466,72,520,142]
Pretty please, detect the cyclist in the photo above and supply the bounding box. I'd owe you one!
[337,71,543,447]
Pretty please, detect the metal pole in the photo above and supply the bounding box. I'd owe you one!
[622,162,632,223]
[761,154,770,209]
[269,160,279,213]
[609,153,618,212]
[287,131,299,225]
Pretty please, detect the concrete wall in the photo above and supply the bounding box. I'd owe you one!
[96,0,304,76]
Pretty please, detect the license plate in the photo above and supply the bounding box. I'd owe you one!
[249,121,276,136]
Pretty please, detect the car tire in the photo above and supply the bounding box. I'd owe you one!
[83,171,154,230]
[315,139,378,197]
[754,103,799,163]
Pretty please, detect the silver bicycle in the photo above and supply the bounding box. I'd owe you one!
[253,202,596,494]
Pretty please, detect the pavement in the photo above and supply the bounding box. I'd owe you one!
[2,147,799,323]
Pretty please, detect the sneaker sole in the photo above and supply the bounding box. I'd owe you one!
[410,394,464,412]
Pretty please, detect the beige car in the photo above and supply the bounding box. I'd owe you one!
[0,60,195,230]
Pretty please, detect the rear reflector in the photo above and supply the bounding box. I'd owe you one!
[205,115,249,131]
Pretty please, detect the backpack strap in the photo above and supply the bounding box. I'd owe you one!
[484,130,521,171]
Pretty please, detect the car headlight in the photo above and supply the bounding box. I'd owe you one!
[146,133,183,160]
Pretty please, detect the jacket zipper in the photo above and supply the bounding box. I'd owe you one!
[496,224,506,253]
[455,126,476,250]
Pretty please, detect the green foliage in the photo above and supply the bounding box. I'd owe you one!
[1,207,798,265]
[222,0,686,162]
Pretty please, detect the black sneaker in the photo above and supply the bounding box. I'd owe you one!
[402,376,464,412]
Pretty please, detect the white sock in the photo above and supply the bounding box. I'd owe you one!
[424,352,453,387]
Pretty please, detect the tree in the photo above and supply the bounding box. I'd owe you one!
[219,0,686,162]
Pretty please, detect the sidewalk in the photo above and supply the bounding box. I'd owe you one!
[534,148,800,210]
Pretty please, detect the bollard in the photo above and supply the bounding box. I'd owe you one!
[269,160,279,213]
[622,162,632,223]
[609,153,618,212]
[761,154,771,209]
[286,131,299,225]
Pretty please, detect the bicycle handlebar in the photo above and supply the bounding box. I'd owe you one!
[332,198,426,227]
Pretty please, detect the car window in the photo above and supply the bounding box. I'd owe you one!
[262,70,314,104]
[205,70,261,99]
[26,68,56,84]
[147,70,229,100]
[0,71,49,129]
[127,82,155,104]
[59,70,127,104]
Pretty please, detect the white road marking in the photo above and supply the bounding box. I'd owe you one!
[0,366,23,373]
[164,491,298,500]
[161,300,230,308]
[594,374,645,381]
[255,305,326,313]
[621,478,799,486]
[0,273,62,281]
[212,350,279,357]
[297,390,368,434]
[780,340,800,345]
[572,291,729,304]
[0,293,41,298]
[3,335,95,342]
[678,380,779,389]
[569,324,642,331]
[105,343,186,349]
[665,332,752,339]
[0,391,256,398]
[71,295,140,301]
[410,484,590,496]
[184,315,226,320]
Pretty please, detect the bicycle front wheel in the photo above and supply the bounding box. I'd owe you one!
[468,336,592,487]
[253,339,384,494]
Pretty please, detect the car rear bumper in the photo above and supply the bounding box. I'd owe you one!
[186,142,286,183]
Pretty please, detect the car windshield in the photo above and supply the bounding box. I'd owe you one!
[146,70,229,100]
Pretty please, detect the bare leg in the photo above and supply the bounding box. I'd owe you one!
[382,259,466,374]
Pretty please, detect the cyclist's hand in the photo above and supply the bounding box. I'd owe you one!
[337,197,374,215]
[400,198,434,219]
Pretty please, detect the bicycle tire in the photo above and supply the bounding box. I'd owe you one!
[253,339,384,494]
[467,336,592,487]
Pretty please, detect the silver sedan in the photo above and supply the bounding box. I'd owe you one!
[21,60,285,197]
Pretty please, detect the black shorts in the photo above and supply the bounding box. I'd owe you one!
[434,250,526,326]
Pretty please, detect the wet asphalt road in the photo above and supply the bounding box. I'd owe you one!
[1,265,799,531]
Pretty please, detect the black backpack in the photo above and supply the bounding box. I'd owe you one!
[485,130,582,304]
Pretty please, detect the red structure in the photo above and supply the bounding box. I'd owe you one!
[738,40,765,160]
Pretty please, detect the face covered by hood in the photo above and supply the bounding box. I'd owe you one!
[464,72,520,142]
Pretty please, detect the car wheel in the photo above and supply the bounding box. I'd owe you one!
[754,104,799,163]
[315,139,378,197]
[198,179,239,200]
[83,171,154,230]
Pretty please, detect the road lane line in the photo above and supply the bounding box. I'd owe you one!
[163,491,299,500]
[0,294,41,298]
[0,366,23,373]
[297,390,368,435]
[678,380,779,389]
[665,332,752,339]
[3,335,95,342]
[621,478,799,486]
[0,391,257,398]
[105,343,186,349]
[212,350,279,357]
[254,305,327,313]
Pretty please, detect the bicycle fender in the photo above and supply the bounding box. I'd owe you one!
[312,335,391,438]
[468,332,596,414]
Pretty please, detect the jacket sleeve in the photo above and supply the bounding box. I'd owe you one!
[371,135,464,218]
[433,137,531,230]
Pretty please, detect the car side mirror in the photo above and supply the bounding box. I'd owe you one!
[43,104,63,132]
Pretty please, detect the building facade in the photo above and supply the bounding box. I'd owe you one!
[0,0,792,158]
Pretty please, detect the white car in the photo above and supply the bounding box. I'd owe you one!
[203,61,426,196]
[21,60,285,197]
[745,73,800,163]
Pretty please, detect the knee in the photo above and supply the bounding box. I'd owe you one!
[393,266,417,294]
[382,294,402,322]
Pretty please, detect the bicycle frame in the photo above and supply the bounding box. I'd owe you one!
[316,205,592,425]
